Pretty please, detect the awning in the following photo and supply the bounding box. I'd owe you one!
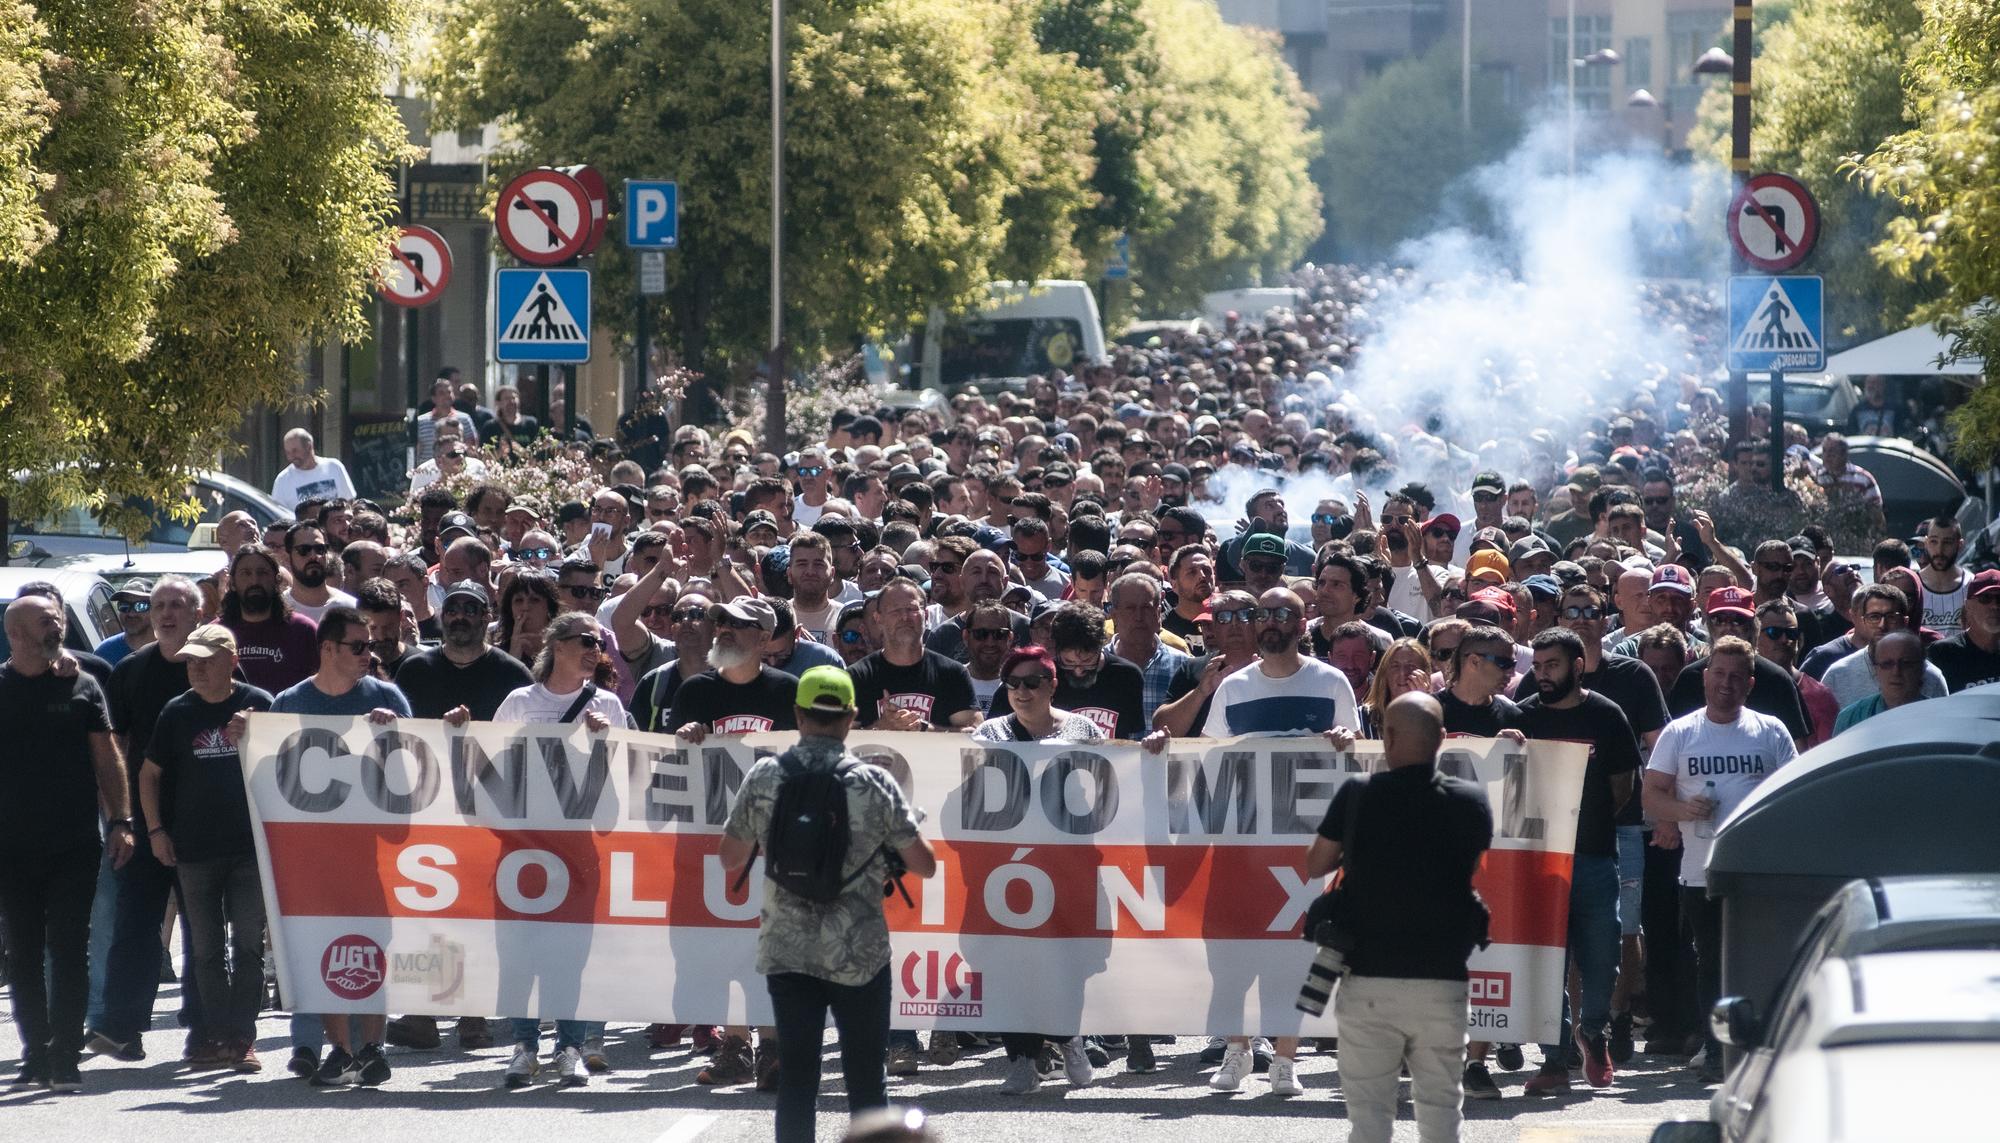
[1826,322,1985,377]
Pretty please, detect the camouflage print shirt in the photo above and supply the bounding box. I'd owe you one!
[723,735,923,986]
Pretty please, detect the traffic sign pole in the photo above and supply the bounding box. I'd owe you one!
[1770,369,1786,492]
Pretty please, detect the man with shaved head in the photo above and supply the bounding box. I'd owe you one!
[2,595,136,1092]
[1305,690,1493,1143]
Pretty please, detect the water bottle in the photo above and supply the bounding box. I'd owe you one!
[1692,780,1719,840]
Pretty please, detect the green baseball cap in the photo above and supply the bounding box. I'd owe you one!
[796,666,856,713]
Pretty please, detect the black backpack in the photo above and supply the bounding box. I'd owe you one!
[760,753,865,903]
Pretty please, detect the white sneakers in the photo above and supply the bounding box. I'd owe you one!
[1209,1044,1252,1091]
[504,1045,539,1089]
[555,1045,588,1088]
[1060,1037,1096,1088]
[1209,1044,1302,1095]
[997,1054,1042,1095]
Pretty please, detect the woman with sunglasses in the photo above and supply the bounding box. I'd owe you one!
[971,646,1105,1095]
[492,612,627,1089]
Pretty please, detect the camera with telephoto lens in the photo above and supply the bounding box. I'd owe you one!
[1295,916,1358,1017]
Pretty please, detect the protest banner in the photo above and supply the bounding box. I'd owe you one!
[241,716,1586,1040]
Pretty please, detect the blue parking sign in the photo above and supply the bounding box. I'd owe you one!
[624,180,679,249]
[1728,275,1824,372]
[495,268,591,364]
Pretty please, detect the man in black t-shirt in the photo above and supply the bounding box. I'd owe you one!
[983,602,1146,739]
[1306,693,1490,1143]
[852,579,978,731]
[668,597,800,737]
[1516,628,1640,1094]
[1,595,136,1092]
[1931,571,2000,692]
[96,575,212,1064]
[385,581,527,1053]
[138,624,273,1073]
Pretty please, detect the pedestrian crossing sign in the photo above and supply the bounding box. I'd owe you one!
[495,268,592,363]
[1727,275,1823,372]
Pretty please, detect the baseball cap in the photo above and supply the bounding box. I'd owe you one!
[112,579,155,601]
[1423,513,1462,537]
[1970,569,2000,598]
[1242,533,1288,561]
[796,666,856,713]
[1457,588,1516,626]
[710,597,777,632]
[886,463,923,490]
[177,623,238,660]
[1508,535,1553,563]
[1471,471,1506,495]
[505,500,543,519]
[742,509,781,534]
[1521,574,1564,601]
[1650,564,1695,595]
[443,579,492,610]
[555,500,589,526]
[1705,586,1757,621]
[438,511,476,538]
[1466,550,1511,584]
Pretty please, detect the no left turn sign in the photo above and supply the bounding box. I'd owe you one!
[497,168,593,265]
[380,225,452,307]
[1728,173,1819,273]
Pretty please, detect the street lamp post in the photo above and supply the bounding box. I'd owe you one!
[765,0,787,451]
[1694,29,1752,451]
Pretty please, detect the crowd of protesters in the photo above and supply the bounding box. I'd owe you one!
[5,262,1995,1138]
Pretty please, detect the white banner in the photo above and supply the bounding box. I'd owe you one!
[241,717,1585,1041]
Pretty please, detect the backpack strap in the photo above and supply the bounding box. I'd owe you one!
[559,683,598,725]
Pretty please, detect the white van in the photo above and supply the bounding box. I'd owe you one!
[912,280,1107,392]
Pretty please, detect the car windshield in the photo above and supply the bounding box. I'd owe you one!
[1747,381,1837,415]
[12,489,248,548]
[938,317,1085,387]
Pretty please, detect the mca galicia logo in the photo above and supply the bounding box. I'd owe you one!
[321,934,385,1000]
[898,950,982,1018]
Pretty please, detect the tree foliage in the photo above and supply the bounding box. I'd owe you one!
[1691,0,1932,346]
[0,0,415,534]
[429,0,1320,363]
[1316,42,1520,262]
[1853,0,2000,467]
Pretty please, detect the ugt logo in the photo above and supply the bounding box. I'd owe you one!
[897,951,983,1019]
[321,934,385,1000]
[1468,970,1511,1007]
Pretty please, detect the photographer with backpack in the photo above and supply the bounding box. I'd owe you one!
[719,666,936,1143]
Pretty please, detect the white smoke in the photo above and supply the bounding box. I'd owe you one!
[1196,112,1726,540]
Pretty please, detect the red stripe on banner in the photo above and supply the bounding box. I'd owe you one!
[264,823,1571,946]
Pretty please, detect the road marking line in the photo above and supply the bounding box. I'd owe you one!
[653,1113,718,1143]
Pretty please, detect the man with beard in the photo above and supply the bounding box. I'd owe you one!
[1755,599,1839,749]
[1218,489,1314,583]
[920,536,978,630]
[851,578,978,732]
[90,578,204,1068]
[926,548,1031,662]
[1,595,135,1093]
[788,532,845,643]
[669,598,799,739]
[1007,602,1148,740]
[282,521,355,623]
[1308,550,1391,654]
[1666,589,1810,742]
[1162,545,1216,655]
[1917,516,1969,637]
[632,591,716,734]
[1514,629,1641,1094]
[959,599,1014,709]
[220,545,319,695]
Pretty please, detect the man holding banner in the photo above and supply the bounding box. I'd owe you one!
[719,666,936,1143]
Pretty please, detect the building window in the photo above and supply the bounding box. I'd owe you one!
[456,127,485,150]
[1667,10,1729,121]
[1625,36,1651,88]
[1551,14,1613,109]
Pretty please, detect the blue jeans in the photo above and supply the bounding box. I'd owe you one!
[85,845,117,1030]
[1544,853,1620,1056]
[1615,825,1645,938]
[510,1018,603,1053]
[98,845,203,1045]
[291,1013,323,1052]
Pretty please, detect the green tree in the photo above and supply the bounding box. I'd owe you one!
[1316,42,1518,262]
[1855,0,2000,467]
[1691,0,1931,347]
[1125,0,1321,314]
[0,0,415,535]
[432,0,1100,380]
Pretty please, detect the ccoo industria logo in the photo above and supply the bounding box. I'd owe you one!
[898,951,983,1018]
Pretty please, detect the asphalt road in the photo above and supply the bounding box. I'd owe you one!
[3,986,1712,1143]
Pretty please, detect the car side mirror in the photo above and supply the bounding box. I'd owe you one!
[1712,995,1762,1049]
[1650,1122,1722,1143]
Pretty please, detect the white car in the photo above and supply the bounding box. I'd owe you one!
[0,568,119,661]
[7,469,290,562]
[1652,947,2000,1143]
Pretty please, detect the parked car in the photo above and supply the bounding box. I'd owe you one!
[0,567,119,662]
[41,550,232,593]
[7,469,290,562]
[1651,874,2000,1143]
[1841,434,1978,540]
[1746,374,1857,436]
